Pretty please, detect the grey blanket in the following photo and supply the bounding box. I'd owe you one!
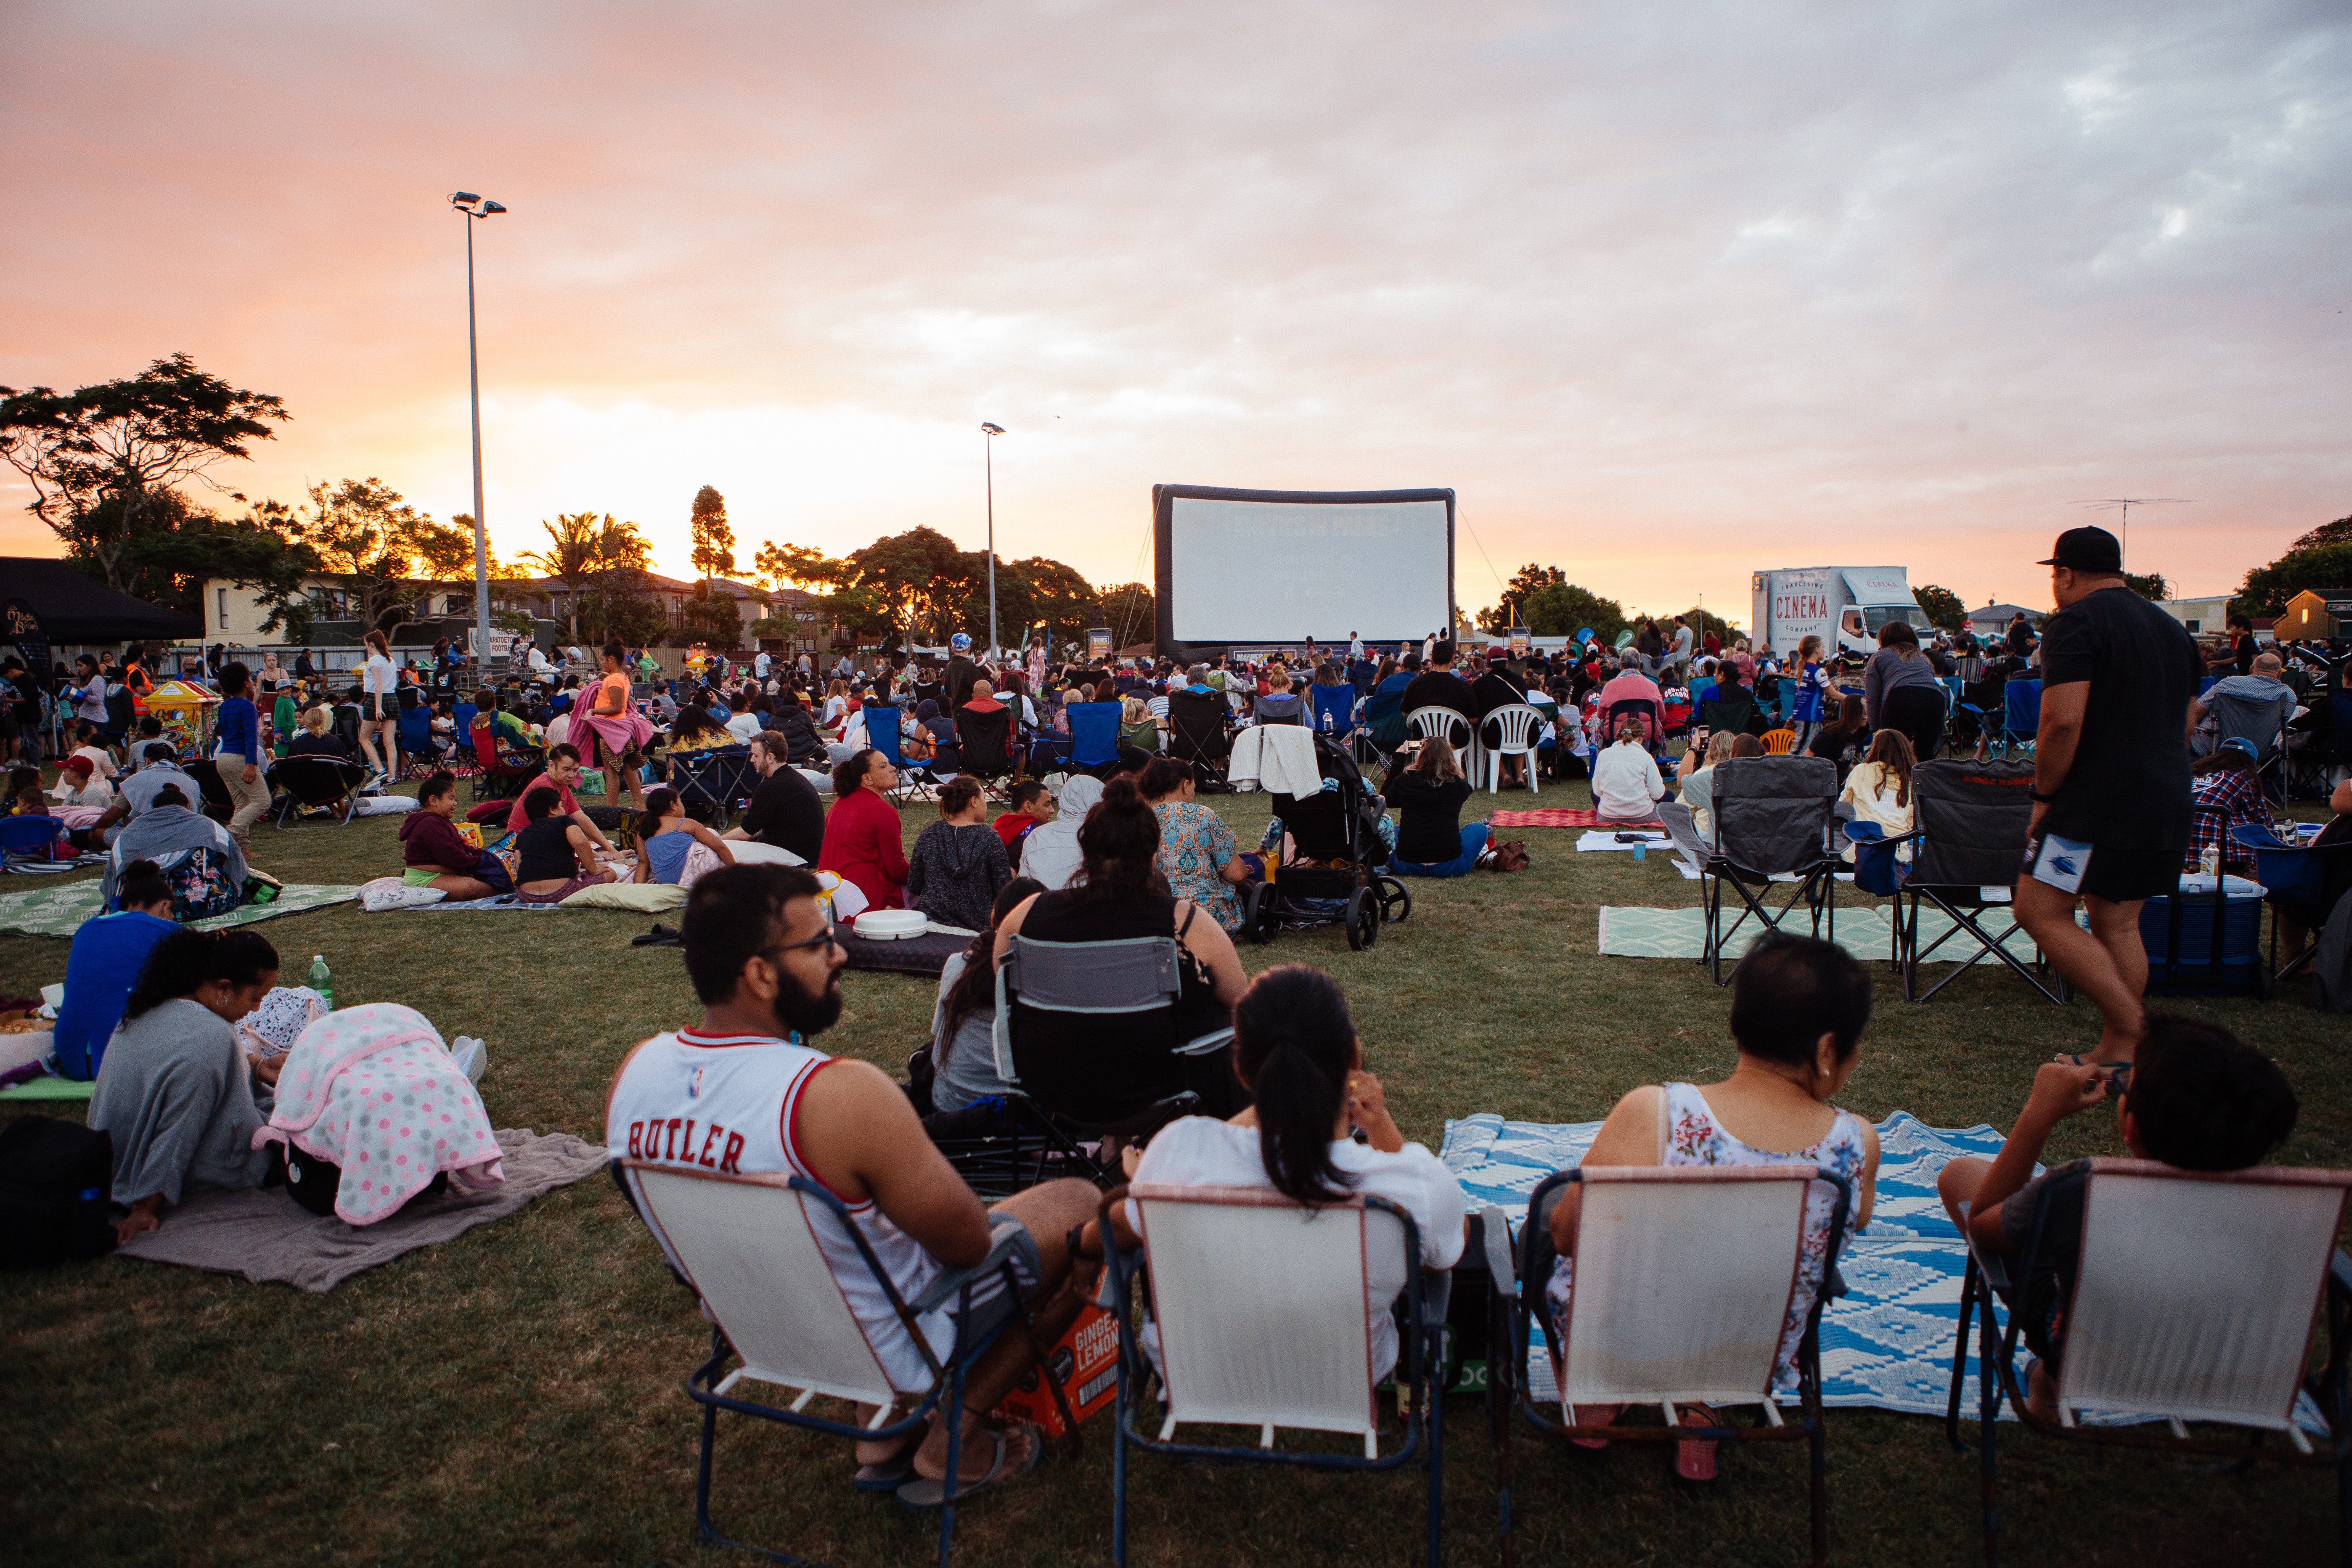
[113,1128,609,1292]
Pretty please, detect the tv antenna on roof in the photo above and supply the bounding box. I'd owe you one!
[2071,498,2190,575]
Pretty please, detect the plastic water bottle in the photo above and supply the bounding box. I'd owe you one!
[308,955,333,1012]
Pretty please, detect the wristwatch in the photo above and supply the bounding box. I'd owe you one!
[2030,789,2057,803]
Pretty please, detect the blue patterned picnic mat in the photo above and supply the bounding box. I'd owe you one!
[1439,1110,2012,1416]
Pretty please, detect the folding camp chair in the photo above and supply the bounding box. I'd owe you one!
[1065,701,1122,777]
[1102,1182,1444,1568]
[2207,687,2296,803]
[2233,822,2352,989]
[1945,1159,2352,1565]
[671,745,755,829]
[1491,1165,1854,1568]
[0,814,66,871]
[467,724,541,805]
[1696,755,1841,984]
[1306,681,1356,742]
[1165,690,1232,789]
[1997,679,2041,758]
[270,755,373,827]
[1700,693,1760,739]
[184,758,238,826]
[1476,702,1544,795]
[1892,759,2065,1004]
[617,1163,1074,1568]
[957,704,1017,798]
[990,933,1234,1184]
[863,703,936,803]
[1359,686,1406,767]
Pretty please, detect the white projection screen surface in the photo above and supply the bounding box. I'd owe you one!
[1155,487,1454,650]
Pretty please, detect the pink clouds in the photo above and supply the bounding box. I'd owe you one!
[3,0,2346,623]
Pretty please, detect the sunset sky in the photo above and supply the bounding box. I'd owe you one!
[4,1,2346,628]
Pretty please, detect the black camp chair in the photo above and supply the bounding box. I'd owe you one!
[955,703,1018,797]
[1700,693,1763,739]
[1166,689,1232,789]
[1698,755,1841,985]
[670,745,755,829]
[183,759,237,826]
[991,932,1235,1184]
[271,755,373,827]
[1891,758,2066,1004]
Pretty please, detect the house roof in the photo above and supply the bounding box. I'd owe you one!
[1965,602,2042,623]
[0,557,202,643]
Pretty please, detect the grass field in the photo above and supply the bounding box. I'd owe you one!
[2,777,2345,1566]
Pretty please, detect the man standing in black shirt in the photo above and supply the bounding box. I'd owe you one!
[724,731,825,864]
[2227,613,2258,677]
[2014,526,2202,1065]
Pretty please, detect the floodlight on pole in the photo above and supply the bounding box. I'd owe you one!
[981,423,1005,657]
[450,191,507,673]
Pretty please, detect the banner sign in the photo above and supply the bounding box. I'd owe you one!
[1086,627,1113,661]
[1,599,50,685]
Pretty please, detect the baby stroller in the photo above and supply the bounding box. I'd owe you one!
[1237,731,1411,951]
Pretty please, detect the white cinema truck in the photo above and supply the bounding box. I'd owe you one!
[1751,567,1932,659]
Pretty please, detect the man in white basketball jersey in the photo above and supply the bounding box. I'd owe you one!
[607,863,1099,1503]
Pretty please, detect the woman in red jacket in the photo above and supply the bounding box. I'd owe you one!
[820,747,908,911]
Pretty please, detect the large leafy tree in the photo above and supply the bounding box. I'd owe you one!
[1010,557,1098,651]
[689,485,736,587]
[1099,582,1155,650]
[1474,564,1628,643]
[0,353,288,590]
[2234,516,2352,617]
[843,527,980,642]
[1915,584,1967,630]
[524,512,609,638]
[282,477,438,631]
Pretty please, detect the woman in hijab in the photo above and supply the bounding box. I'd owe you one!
[1017,773,1103,890]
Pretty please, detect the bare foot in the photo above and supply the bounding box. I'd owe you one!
[912,1417,1039,1484]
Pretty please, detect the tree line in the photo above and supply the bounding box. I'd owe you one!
[0,354,1154,652]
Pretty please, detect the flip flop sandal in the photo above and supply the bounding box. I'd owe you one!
[852,1431,926,1493]
[894,1420,1044,1511]
[1569,1403,1623,1451]
[1673,1404,1721,1482]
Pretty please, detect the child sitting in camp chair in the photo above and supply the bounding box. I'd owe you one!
[1937,1016,2298,1416]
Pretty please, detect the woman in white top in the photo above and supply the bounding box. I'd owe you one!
[355,628,399,780]
[1547,932,1879,1481]
[1078,964,1465,1385]
[1589,715,1667,822]
[1838,729,1917,863]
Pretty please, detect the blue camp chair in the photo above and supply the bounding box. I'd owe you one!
[1360,686,1406,765]
[1306,682,1356,740]
[396,705,432,771]
[863,702,933,801]
[2234,823,2352,988]
[2000,679,2042,758]
[1067,701,1122,774]
[0,814,67,871]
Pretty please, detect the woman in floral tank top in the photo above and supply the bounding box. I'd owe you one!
[1544,934,1881,1481]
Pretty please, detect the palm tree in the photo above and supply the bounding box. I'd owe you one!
[522,511,604,638]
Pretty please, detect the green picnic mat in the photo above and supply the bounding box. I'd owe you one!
[0,1075,95,1101]
[1596,902,2044,962]
[0,882,360,940]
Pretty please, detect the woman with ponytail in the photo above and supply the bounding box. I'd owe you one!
[1078,965,1465,1383]
[992,775,1251,1116]
[90,927,284,1242]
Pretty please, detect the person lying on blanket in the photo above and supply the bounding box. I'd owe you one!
[1545,932,1881,1482]
[1936,1016,2296,1417]
[89,928,283,1244]
[606,864,1101,1505]
[397,771,505,901]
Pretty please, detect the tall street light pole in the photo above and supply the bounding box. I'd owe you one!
[450,191,506,674]
[981,422,1004,658]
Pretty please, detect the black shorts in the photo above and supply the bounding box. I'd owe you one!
[2024,832,2180,904]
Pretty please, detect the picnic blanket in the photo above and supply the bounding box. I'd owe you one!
[0,881,360,939]
[0,1074,96,1101]
[1489,808,1663,831]
[1596,904,2030,963]
[1441,1111,2014,1416]
[113,1128,609,1292]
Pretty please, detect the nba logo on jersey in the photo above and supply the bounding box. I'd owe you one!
[689,1067,705,1099]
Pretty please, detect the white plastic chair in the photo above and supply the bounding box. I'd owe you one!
[1948,1158,2352,1565]
[1478,702,1544,795]
[1491,1164,1853,1568]
[620,1162,1064,1566]
[1104,1182,1444,1566]
[1405,704,1478,787]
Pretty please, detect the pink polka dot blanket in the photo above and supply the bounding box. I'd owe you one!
[251,1004,504,1224]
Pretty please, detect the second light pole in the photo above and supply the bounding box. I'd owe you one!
[980,421,1005,658]
[450,189,507,674]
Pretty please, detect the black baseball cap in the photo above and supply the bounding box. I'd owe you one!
[2038,526,2123,572]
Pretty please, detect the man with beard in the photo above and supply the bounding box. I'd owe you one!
[605,863,1098,1504]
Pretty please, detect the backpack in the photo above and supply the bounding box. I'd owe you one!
[154,845,244,921]
[0,1116,117,1268]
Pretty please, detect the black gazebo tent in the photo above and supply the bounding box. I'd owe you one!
[0,558,202,645]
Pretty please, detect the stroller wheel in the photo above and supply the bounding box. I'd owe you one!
[1242,882,1277,946]
[1345,887,1379,951]
[1376,876,1411,924]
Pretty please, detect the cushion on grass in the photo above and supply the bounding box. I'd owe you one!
[559,880,688,913]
